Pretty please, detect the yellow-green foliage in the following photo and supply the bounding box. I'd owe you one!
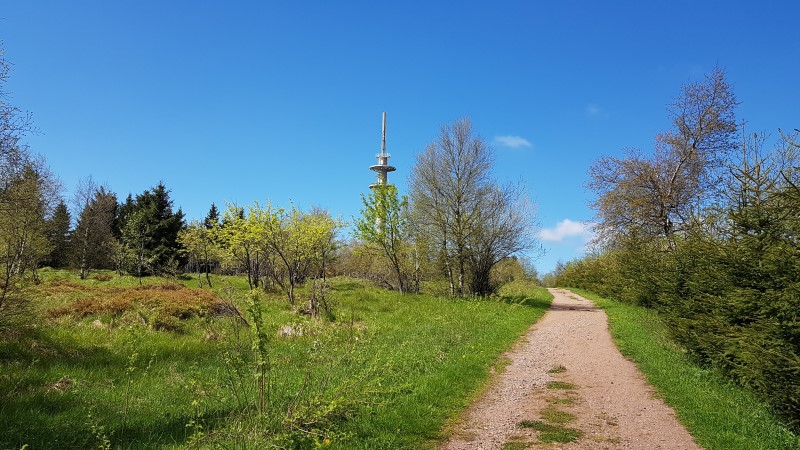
[216,201,339,301]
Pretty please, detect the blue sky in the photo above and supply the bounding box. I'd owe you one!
[2,1,798,274]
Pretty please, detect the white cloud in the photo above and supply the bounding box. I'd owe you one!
[539,219,594,242]
[585,103,608,118]
[493,135,532,149]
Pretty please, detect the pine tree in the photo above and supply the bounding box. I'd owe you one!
[204,203,219,229]
[122,182,185,275]
[114,193,135,239]
[45,200,71,268]
[73,186,117,278]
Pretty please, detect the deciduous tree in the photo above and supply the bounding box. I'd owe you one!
[121,207,153,284]
[410,118,492,295]
[409,118,539,296]
[589,68,738,242]
[467,184,539,295]
[0,45,59,329]
[354,185,413,293]
[260,203,338,306]
[217,204,264,290]
[179,220,219,287]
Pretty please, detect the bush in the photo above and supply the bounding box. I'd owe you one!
[556,231,800,430]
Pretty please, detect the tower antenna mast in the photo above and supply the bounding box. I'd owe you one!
[369,111,396,190]
[381,111,387,155]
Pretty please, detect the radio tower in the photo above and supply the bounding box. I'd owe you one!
[369,112,396,189]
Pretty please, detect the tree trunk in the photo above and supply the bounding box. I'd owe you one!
[79,228,90,280]
[252,253,260,289]
[244,248,254,290]
[196,258,202,288]
[200,249,213,287]
[470,260,493,296]
[288,280,295,307]
[457,252,465,297]
[442,238,455,297]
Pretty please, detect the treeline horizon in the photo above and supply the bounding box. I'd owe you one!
[1,44,543,333]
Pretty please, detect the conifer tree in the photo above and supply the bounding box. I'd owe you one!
[120,182,185,275]
[45,200,71,268]
[114,193,135,239]
[73,181,117,279]
[204,203,219,229]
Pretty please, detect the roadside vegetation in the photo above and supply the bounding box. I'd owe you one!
[1,270,551,448]
[550,67,800,433]
[571,288,800,450]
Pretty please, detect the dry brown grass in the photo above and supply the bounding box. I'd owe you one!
[45,279,91,293]
[46,282,229,327]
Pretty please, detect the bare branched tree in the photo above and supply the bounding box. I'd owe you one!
[589,68,738,244]
[467,183,540,295]
[410,118,540,296]
[410,118,492,295]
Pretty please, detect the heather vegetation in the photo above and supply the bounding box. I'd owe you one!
[552,68,800,432]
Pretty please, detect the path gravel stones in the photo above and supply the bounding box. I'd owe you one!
[441,289,702,449]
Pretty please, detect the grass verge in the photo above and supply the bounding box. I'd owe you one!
[568,288,800,450]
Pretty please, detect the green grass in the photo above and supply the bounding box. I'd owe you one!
[569,288,800,450]
[539,428,583,444]
[0,269,552,449]
[546,381,575,390]
[500,441,530,450]
[540,406,575,424]
[547,364,566,374]
[517,420,582,443]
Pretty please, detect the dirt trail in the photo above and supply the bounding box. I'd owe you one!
[441,289,701,449]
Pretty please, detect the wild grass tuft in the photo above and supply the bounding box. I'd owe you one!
[540,406,575,424]
[500,441,530,450]
[546,381,575,390]
[517,420,582,443]
[538,427,583,444]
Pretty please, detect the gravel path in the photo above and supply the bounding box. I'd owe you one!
[441,288,702,449]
